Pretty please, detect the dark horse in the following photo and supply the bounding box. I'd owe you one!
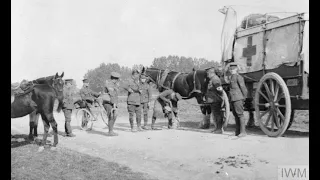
[28,72,64,139]
[141,67,209,118]
[11,73,64,147]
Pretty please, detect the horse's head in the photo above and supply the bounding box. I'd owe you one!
[141,66,162,87]
[52,72,64,92]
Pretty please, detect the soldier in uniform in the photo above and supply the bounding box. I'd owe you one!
[103,72,121,136]
[123,70,143,132]
[140,74,152,130]
[80,76,100,107]
[62,79,76,137]
[205,67,225,134]
[226,63,248,137]
[151,89,182,130]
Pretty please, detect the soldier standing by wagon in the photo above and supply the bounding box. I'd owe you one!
[62,79,76,137]
[205,67,225,134]
[139,74,152,130]
[123,70,143,132]
[226,63,248,137]
[102,72,121,136]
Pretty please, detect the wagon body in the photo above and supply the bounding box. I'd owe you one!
[220,7,309,137]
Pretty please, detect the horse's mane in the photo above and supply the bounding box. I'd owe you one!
[32,75,56,84]
[34,75,55,81]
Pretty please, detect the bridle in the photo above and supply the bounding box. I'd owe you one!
[52,77,64,92]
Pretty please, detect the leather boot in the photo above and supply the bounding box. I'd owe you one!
[213,119,223,134]
[238,116,247,137]
[130,119,137,132]
[142,114,149,130]
[136,117,143,131]
[199,114,210,129]
[246,111,255,128]
[106,119,118,136]
[151,117,161,130]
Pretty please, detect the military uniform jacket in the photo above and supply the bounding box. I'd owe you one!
[140,82,152,103]
[104,80,119,105]
[80,86,99,101]
[63,86,75,109]
[228,74,248,102]
[205,75,223,103]
[124,77,141,105]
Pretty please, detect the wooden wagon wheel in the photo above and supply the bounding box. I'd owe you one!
[222,90,231,128]
[277,108,295,130]
[254,72,291,137]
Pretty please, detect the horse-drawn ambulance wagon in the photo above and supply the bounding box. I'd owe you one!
[219,6,309,137]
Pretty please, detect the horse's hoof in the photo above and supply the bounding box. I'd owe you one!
[50,146,57,151]
[38,146,45,152]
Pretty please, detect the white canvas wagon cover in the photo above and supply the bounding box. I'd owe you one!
[220,7,309,73]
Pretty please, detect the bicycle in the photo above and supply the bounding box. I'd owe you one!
[75,97,109,131]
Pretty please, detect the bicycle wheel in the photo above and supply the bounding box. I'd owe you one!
[100,109,109,127]
[76,108,94,131]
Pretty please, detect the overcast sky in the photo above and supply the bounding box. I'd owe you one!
[11,0,308,88]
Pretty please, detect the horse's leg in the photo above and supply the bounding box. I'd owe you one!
[29,111,36,140]
[199,105,211,129]
[40,113,50,148]
[46,113,58,147]
[34,113,40,137]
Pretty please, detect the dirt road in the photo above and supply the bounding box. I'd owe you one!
[11,110,309,180]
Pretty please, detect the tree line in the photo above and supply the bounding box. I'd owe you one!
[81,56,220,95]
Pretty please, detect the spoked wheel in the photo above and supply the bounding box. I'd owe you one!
[277,108,295,130]
[222,90,231,128]
[254,72,291,137]
[100,109,109,127]
[76,108,94,131]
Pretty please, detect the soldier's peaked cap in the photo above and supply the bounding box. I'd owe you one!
[111,72,121,78]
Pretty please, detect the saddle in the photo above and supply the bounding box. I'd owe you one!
[11,80,34,96]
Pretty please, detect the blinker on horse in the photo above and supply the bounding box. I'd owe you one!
[11,72,64,148]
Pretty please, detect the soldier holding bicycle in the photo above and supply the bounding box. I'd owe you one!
[102,72,121,136]
[80,76,101,108]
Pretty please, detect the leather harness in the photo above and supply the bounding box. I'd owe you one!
[149,68,202,98]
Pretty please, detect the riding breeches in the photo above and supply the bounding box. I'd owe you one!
[127,104,142,127]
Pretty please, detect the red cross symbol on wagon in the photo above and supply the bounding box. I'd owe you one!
[242,36,257,67]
